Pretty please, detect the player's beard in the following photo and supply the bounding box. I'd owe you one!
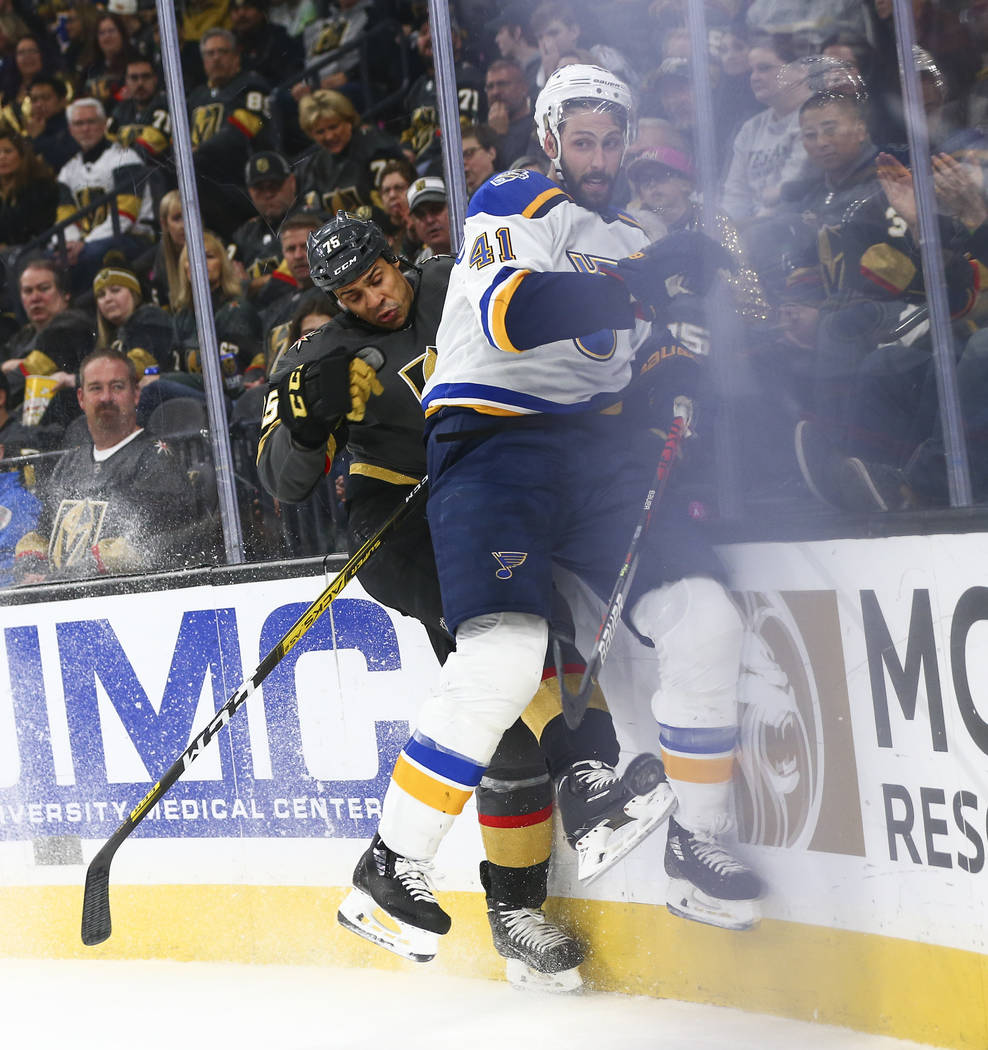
[560,158,616,213]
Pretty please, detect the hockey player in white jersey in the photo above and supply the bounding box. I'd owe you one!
[338,64,763,964]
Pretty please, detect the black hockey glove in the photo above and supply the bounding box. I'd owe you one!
[606,231,734,320]
[276,346,385,449]
[635,332,705,438]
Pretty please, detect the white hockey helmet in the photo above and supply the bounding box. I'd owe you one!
[534,63,634,159]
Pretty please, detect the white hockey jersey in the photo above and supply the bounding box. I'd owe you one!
[421,169,651,418]
[56,140,154,243]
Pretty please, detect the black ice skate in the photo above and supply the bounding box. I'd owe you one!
[556,754,677,882]
[337,834,451,962]
[664,816,763,931]
[487,898,585,993]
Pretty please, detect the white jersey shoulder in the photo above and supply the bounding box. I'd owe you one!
[422,169,650,417]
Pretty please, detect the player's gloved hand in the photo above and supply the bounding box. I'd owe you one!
[635,332,704,439]
[276,347,384,448]
[92,537,139,574]
[606,231,734,319]
[346,353,384,423]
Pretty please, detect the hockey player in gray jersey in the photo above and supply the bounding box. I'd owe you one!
[256,212,675,985]
[334,64,764,964]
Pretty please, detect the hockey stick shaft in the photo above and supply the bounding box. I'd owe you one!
[558,418,686,729]
[81,476,429,946]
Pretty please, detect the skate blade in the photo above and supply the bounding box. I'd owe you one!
[337,888,440,962]
[505,957,583,994]
[665,878,760,931]
[575,783,677,883]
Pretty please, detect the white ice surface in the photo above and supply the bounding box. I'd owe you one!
[1,958,932,1050]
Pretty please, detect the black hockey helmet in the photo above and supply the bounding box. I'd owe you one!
[307,211,397,296]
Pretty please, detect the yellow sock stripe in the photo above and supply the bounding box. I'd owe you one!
[479,820,553,868]
[391,753,473,815]
[661,749,734,785]
[521,672,609,741]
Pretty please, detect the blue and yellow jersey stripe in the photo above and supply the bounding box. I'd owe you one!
[480,267,531,352]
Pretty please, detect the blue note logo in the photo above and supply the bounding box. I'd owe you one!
[491,551,527,580]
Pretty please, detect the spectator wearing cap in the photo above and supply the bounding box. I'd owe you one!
[106,58,171,173]
[106,0,143,44]
[407,176,450,263]
[461,124,500,197]
[233,151,299,298]
[484,58,538,167]
[640,58,700,148]
[296,89,404,219]
[624,149,678,241]
[92,264,172,378]
[627,147,768,326]
[231,0,304,89]
[487,2,541,93]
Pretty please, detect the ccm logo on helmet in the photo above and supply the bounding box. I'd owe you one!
[332,257,358,276]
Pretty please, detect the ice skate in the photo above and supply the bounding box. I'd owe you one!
[337,834,451,962]
[487,897,585,993]
[556,754,677,883]
[664,817,763,931]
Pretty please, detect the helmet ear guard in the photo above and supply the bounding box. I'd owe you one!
[307,210,396,297]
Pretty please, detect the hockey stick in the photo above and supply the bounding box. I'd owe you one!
[555,417,687,730]
[81,475,428,946]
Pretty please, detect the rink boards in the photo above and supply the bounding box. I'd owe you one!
[0,533,986,1049]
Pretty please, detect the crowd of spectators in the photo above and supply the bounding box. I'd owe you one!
[0,0,986,584]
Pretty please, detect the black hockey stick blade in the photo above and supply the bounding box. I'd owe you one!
[557,418,686,730]
[80,476,428,946]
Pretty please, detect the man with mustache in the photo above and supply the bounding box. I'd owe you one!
[13,348,197,582]
[406,176,451,264]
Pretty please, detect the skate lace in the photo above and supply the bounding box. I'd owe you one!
[500,908,573,953]
[571,764,619,791]
[392,857,440,904]
[690,838,748,875]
